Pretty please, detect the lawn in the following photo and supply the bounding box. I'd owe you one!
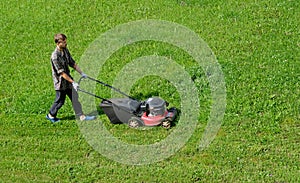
[0,0,299,182]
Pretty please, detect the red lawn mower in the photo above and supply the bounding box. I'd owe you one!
[78,77,178,129]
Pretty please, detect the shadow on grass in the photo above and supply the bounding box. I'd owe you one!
[59,109,105,121]
[60,115,76,121]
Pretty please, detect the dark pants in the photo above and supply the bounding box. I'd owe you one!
[49,88,83,117]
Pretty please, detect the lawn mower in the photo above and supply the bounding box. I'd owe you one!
[77,76,178,129]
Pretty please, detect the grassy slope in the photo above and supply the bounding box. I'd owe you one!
[0,0,299,182]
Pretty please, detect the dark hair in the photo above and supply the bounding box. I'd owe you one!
[54,33,67,43]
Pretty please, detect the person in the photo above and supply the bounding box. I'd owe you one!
[46,33,96,122]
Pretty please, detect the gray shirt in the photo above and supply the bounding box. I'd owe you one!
[50,47,76,90]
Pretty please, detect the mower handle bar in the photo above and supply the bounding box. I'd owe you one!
[78,76,137,101]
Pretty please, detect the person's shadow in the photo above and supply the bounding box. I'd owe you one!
[59,109,105,120]
[60,115,75,120]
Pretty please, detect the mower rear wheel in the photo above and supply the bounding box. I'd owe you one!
[128,117,143,128]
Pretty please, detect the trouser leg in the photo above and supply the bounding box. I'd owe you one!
[66,88,84,117]
[49,90,66,117]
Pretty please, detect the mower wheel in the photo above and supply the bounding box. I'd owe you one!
[128,117,143,128]
[161,119,171,129]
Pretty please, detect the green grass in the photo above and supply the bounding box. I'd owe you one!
[1,0,299,182]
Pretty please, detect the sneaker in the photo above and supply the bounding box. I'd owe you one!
[46,114,60,123]
[80,115,96,121]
